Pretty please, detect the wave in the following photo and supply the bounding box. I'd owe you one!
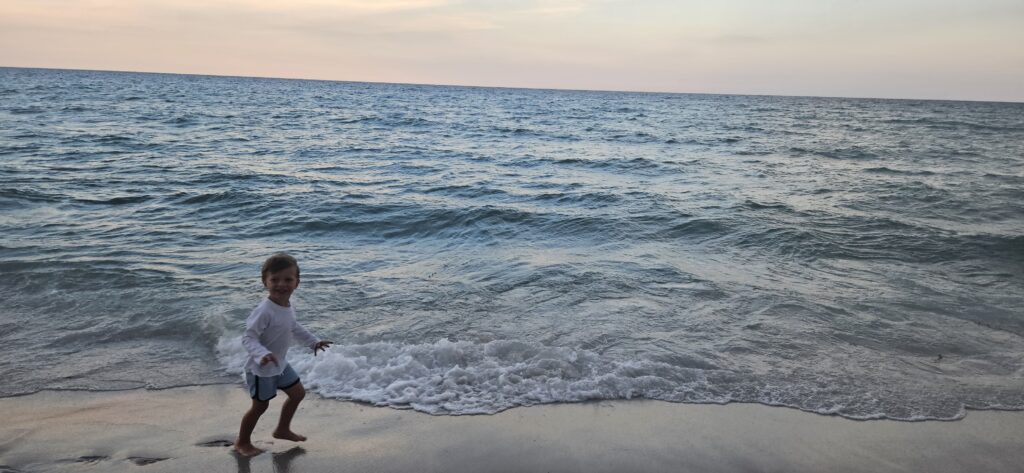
[506,156,663,174]
[531,191,622,206]
[454,123,581,142]
[214,337,715,415]
[327,116,376,124]
[304,204,540,240]
[982,172,1024,183]
[7,106,46,115]
[882,117,1024,133]
[0,187,64,204]
[245,200,738,244]
[163,116,196,127]
[0,258,177,294]
[172,189,261,206]
[72,195,154,205]
[215,337,1016,420]
[606,131,662,144]
[646,217,732,243]
[739,199,791,211]
[790,146,879,160]
[0,143,43,155]
[420,184,511,200]
[363,115,438,128]
[863,166,937,176]
[698,202,1024,266]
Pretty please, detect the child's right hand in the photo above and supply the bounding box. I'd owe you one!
[260,354,279,366]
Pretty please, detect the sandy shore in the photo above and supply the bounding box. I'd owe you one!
[2,385,1023,473]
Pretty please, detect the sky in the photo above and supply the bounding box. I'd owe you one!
[1,0,1023,102]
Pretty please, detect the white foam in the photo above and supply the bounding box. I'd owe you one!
[215,335,249,380]
[215,336,990,420]
[217,337,709,414]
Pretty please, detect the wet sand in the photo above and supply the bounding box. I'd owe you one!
[2,384,1023,472]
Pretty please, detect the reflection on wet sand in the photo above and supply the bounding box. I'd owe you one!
[234,446,306,473]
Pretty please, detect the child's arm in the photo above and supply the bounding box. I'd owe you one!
[291,321,333,355]
[242,309,277,366]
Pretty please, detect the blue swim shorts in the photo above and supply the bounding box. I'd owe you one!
[245,363,300,402]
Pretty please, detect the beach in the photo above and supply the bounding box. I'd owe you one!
[3,385,1024,473]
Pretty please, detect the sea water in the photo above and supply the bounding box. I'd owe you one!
[2,67,1022,420]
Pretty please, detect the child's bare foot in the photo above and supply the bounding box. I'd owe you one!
[272,430,307,442]
[233,442,264,456]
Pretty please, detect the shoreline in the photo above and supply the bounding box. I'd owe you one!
[3,385,1024,472]
[6,381,1013,421]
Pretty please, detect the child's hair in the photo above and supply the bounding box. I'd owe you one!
[261,253,300,281]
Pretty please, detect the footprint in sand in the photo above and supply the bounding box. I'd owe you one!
[75,456,109,464]
[0,466,23,473]
[127,457,168,466]
[196,439,234,447]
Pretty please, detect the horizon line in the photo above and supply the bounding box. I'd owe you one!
[3,65,1021,105]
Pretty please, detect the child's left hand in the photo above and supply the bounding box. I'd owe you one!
[314,340,334,356]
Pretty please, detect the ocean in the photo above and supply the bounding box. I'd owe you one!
[2,67,1022,420]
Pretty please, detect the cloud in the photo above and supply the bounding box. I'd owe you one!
[242,0,452,14]
[1,0,1022,101]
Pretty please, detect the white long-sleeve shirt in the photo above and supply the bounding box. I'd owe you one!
[241,297,320,377]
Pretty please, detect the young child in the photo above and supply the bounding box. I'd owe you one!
[234,253,333,456]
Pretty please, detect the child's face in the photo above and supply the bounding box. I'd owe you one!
[264,266,299,304]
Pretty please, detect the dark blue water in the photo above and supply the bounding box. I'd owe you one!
[2,67,1023,419]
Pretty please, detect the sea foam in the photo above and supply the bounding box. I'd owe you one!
[218,337,708,414]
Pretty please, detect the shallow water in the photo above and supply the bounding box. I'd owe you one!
[2,67,1023,419]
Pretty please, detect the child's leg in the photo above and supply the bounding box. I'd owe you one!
[235,399,270,456]
[273,382,307,441]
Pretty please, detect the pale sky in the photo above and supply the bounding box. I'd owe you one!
[2,0,1023,102]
